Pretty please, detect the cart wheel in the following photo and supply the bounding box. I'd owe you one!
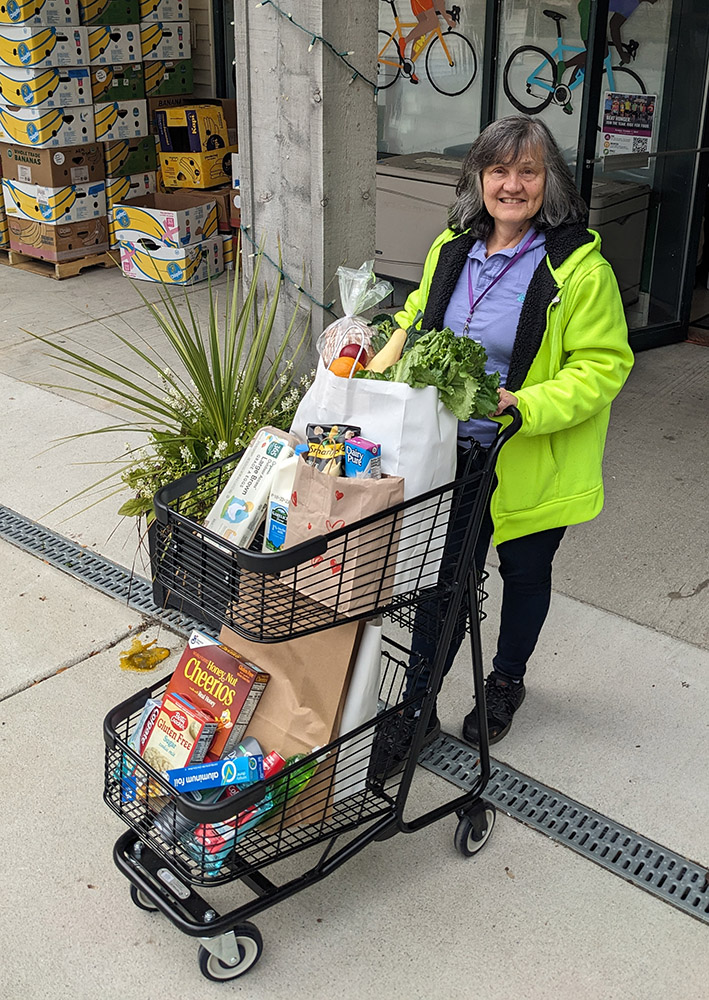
[129,885,158,912]
[454,802,496,857]
[198,924,263,981]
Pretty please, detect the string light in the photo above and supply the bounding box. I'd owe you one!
[239,225,337,316]
[255,0,379,94]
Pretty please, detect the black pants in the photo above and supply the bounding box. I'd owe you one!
[407,448,566,701]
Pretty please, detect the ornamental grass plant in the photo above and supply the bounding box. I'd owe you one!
[32,248,312,523]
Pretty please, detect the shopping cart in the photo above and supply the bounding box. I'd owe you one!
[103,407,521,981]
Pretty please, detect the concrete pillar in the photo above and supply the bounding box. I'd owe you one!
[234,1,378,360]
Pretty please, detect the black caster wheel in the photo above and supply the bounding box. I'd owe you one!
[454,802,496,857]
[130,885,158,912]
[198,923,263,981]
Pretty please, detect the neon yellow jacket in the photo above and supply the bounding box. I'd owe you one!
[395,225,634,544]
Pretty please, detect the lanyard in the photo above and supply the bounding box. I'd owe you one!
[463,228,537,335]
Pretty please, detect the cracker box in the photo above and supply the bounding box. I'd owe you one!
[0,141,104,185]
[0,25,88,68]
[140,0,188,20]
[140,20,189,61]
[119,233,223,284]
[103,133,156,175]
[93,98,147,141]
[105,168,154,207]
[162,630,270,758]
[91,63,144,103]
[2,175,105,222]
[87,23,139,63]
[78,0,139,25]
[141,691,218,777]
[0,104,95,146]
[0,66,91,107]
[112,189,216,246]
[0,0,80,26]
[143,57,191,97]
[8,213,108,260]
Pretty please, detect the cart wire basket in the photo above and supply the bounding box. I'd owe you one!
[105,408,521,982]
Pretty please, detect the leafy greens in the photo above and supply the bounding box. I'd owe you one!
[355,327,500,421]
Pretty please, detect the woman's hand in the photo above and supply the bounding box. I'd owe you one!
[491,388,519,416]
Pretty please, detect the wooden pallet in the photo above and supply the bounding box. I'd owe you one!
[1,248,118,280]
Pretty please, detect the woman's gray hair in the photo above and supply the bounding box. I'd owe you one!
[448,116,588,237]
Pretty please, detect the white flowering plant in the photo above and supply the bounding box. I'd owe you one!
[32,246,313,522]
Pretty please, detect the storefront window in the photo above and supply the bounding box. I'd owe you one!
[376,0,486,155]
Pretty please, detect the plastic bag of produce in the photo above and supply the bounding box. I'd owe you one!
[316,261,393,369]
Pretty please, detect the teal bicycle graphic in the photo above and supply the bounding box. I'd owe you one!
[503,8,646,116]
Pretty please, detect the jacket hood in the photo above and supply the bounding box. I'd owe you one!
[545,224,598,285]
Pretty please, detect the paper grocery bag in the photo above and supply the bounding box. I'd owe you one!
[219,621,362,828]
[284,460,404,618]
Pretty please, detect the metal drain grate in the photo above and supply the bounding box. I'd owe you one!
[2,504,707,924]
[0,505,202,637]
[419,733,709,924]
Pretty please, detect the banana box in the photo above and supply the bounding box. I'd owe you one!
[159,145,235,189]
[0,104,95,146]
[91,63,144,102]
[2,175,106,223]
[221,231,234,270]
[8,213,108,260]
[119,234,222,284]
[0,207,8,247]
[79,0,139,25]
[155,103,227,153]
[0,141,103,184]
[140,21,189,61]
[103,134,155,176]
[112,190,216,248]
[140,0,188,21]
[0,0,80,26]
[87,23,139,63]
[93,98,147,141]
[0,26,89,68]
[105,168,154,208]
[143,57,191,96]
[0,66,90,108]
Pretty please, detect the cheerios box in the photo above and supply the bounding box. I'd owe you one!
[118,234,223,285]
[140,20,189,61]
[0,0,80,26]
[87,23,139,64]
[112,189,216,246]
[0,25,89,68]
[93,98,147,141]
[0,103,95,146]
[0,66,91,107]
[141,691,218,776]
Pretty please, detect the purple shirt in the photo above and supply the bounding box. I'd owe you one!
[443,229,547,447]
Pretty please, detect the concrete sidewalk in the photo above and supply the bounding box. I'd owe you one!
[0,263,707,999]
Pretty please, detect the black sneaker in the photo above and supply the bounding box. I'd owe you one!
[462,672,526,746]
[369,707,441,783]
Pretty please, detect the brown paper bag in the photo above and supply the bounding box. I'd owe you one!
[284,461,404,617]
[219,620,362,829]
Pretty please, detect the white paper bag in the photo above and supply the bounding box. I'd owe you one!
[333,619,382,804]
[291,361,457,593]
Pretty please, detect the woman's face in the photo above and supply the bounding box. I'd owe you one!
[481,148,546,230]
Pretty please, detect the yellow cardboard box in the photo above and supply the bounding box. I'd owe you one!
[158,145,235,189]
[119,235,223,284]
[2,175,106,223]
[0,66,91,108]
[111,189,216,248]
[0,26,89,68]
[0,104,95,146]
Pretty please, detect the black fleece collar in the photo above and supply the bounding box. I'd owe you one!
[420,223,594,391]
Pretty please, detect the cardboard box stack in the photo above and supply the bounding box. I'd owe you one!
[0,2,109,262]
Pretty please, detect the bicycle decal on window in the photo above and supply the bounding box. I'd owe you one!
[502,4,657,118]
[377,0,478,97]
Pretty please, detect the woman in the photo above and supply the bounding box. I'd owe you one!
[382,115,634,770]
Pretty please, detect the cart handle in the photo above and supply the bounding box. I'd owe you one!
[487,405,522,470]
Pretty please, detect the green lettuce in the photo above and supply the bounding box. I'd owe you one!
[356,327,500,421]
